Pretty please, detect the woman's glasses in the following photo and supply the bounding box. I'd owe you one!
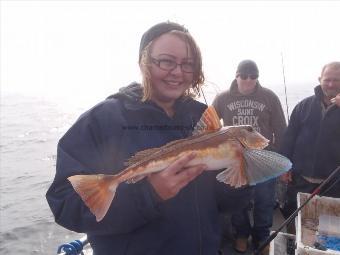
[151,57,194,73]
[238,74,259,80]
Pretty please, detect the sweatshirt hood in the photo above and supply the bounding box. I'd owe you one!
[107,82,143,102]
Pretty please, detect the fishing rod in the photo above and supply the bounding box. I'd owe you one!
[281,52,290,122]
[254,165,340,255]
[200,86,208,105]
[200,80,222,106]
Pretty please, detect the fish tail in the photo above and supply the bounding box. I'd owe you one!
[244,149,292,185]
[68,174,120,222]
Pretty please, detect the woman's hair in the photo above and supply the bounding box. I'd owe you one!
[139,30,205,102]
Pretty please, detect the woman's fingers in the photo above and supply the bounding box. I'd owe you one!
[174,164,207,191]
[164,152,197,175]
[148,152,206,200]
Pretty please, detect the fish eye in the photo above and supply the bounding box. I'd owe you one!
[246,126,254,132]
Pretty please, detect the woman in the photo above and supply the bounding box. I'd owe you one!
[46,21,250,255]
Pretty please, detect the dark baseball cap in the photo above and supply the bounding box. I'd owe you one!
[236,60,259,75]
[138,21,188,62]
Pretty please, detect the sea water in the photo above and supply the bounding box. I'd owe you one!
[0,83,312,254]
[0,93,88,254]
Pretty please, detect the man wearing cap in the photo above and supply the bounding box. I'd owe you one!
[212,60,287,254]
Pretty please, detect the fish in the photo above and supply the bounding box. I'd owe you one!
[68,106,291,221]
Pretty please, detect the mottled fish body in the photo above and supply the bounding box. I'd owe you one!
[68,107,291,221]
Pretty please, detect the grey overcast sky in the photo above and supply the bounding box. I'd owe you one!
[1,1,340,104]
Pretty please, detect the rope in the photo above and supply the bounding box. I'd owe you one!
[57,239,85,255]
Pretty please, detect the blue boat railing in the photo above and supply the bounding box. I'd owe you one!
[57,235,89,255]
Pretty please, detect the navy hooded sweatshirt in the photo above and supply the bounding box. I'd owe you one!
[46,83,251,255]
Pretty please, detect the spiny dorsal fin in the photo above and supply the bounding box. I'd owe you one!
[124,135,194,166]
[124,148,159,166]
[125,106,222,167]
[192,106,222,136]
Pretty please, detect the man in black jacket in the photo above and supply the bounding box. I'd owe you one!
[280,62,340,226]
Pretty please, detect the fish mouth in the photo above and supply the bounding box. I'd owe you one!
[256,137,270,149]
[257,140,269,149]
[241,137,269,150]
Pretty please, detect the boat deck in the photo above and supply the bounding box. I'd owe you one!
[78,207,288,255]
[220,207,287,254]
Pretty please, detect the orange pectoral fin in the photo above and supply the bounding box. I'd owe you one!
[68,174,120,222]
[216,153,248,188]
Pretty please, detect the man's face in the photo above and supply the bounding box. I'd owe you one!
[319,66,340,100]
[236,73,258,95]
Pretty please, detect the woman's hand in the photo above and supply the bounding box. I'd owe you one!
[148,152,207,201]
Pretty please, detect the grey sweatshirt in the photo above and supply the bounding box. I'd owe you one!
[212,80,287,151]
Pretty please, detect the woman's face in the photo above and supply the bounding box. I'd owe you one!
[148,33,194,104]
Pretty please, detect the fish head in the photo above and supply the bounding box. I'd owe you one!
[224,125,269,149]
